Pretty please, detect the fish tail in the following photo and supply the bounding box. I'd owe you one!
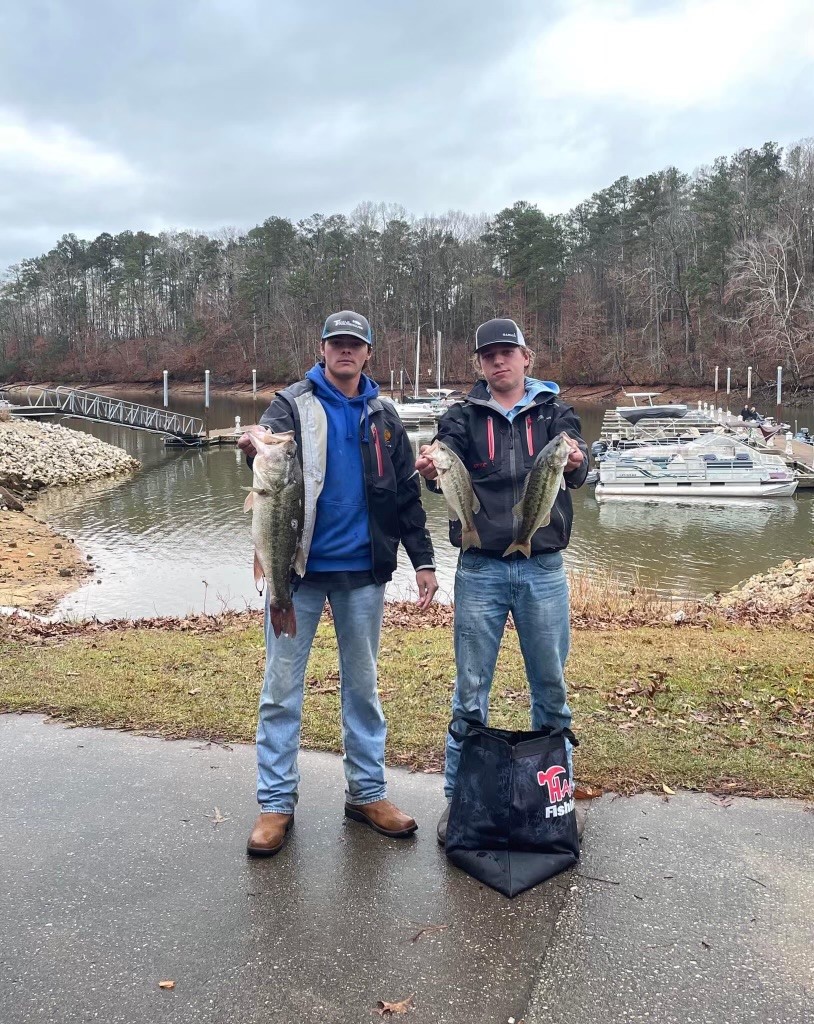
[502,540,532,558]
[270,604,297,639]
[461,526,482,552]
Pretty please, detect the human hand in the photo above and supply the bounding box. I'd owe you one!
[415,444,438,480]
[563,436,585,473]
[237,425,271,459]
[415,569,439,610]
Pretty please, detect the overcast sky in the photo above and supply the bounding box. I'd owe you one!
[1,0,813,269]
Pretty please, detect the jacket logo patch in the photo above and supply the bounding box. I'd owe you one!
[384,429,392,442]
[472,461,487,469]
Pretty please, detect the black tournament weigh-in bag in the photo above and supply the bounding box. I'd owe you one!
[444,717,580,898]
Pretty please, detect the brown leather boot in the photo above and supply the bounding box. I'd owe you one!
[246,812,294,857]
[344,799,417,838]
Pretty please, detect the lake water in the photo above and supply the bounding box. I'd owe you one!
[32,390,814,620]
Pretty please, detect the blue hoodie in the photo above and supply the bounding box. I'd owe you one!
[304,363,379,572]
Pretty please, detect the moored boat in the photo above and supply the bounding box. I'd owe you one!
[595,435,797,499]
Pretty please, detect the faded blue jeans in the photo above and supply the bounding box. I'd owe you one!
[444,549,573,799]
[256,582,387,813]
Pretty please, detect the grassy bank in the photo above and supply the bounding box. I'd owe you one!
[3,609,812,798]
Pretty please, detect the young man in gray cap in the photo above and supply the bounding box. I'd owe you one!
[415,318,588,843]
[239,310,438,856]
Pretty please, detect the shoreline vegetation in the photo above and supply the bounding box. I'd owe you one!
[1,592,812,799]
[4,141,814,403]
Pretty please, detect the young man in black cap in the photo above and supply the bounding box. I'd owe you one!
[239,310,438,856]
[415,318,588,843]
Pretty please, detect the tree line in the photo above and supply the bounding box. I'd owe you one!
[2,138,813,392]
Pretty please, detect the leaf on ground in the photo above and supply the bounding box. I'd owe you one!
[158,980,175,989]
[574,785,603,800]
[409,924,448,943]
[205,806,229,826]
[188,687,201,695]
[662,783,676,796]
[374,993,415,1016]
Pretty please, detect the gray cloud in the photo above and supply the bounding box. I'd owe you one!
[0,0,812,269]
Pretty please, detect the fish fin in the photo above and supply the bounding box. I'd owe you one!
[446,504,460,522]
[270,604,297,639]
[293,544,306,577]
[503,540,532,558]
[560,478,566,490]
[471,493,481,514]
[540,512,551,527]
[511,499,524,519]
[461,527,481,552]
[253,552,264,585]
[243,491,255,512]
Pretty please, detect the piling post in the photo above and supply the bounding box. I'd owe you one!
[390,369,394,398]
[776,366,782,417]
[252,369,257,399]
[726,367,731,396]
[163,370,169,407]
[205,370,210,409]
[747,366,752,400]
[714,366,719,394]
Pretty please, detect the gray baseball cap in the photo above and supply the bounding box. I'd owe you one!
[322,310,372,346]
[474,318,526,352]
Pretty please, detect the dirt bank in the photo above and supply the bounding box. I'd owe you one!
[0,509,93,613]
[0,420,139,613]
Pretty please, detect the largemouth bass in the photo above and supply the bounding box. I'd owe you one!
[503,432,570,558]
[425,440,481,552]
[243,429,305,637]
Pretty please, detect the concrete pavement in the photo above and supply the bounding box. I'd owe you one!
[1,714,811,1023]
[0,715,565,1024]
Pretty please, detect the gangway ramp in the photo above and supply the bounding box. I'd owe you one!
[1,385,205,439]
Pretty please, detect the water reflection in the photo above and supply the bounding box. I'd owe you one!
[26,390,814,620]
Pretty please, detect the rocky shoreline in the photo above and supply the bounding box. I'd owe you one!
[0,420,140,612]
[0,420,139,498]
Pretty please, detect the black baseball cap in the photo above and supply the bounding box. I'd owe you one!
[322,310,372,346]
[474,318,526,353]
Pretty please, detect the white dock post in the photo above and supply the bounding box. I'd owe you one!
[726,367,731,395]
[714,365,719,393]
[747,366,752,399]
[205,370,210,409]
[776,366,782,414]
[390,369,394,397]
[163,370,169,408]
[252,369,257,398]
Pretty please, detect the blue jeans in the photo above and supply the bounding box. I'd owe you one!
[444,549,573,799]
[256,582,387,813]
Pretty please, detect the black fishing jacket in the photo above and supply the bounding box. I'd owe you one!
[430,381,589,555]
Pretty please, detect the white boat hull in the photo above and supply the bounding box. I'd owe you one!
[596,480,798,499]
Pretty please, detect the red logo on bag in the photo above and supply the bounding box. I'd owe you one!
[537,765,572,803]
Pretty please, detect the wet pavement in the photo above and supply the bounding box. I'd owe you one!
[527,791,814,1024]
[1,714,811,1024]
[0,715,565,1024]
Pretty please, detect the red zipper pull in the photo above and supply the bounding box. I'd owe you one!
[526,417,534,456]
[371,424,384,476]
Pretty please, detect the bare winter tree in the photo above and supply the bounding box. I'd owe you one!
[724,227,814,388]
